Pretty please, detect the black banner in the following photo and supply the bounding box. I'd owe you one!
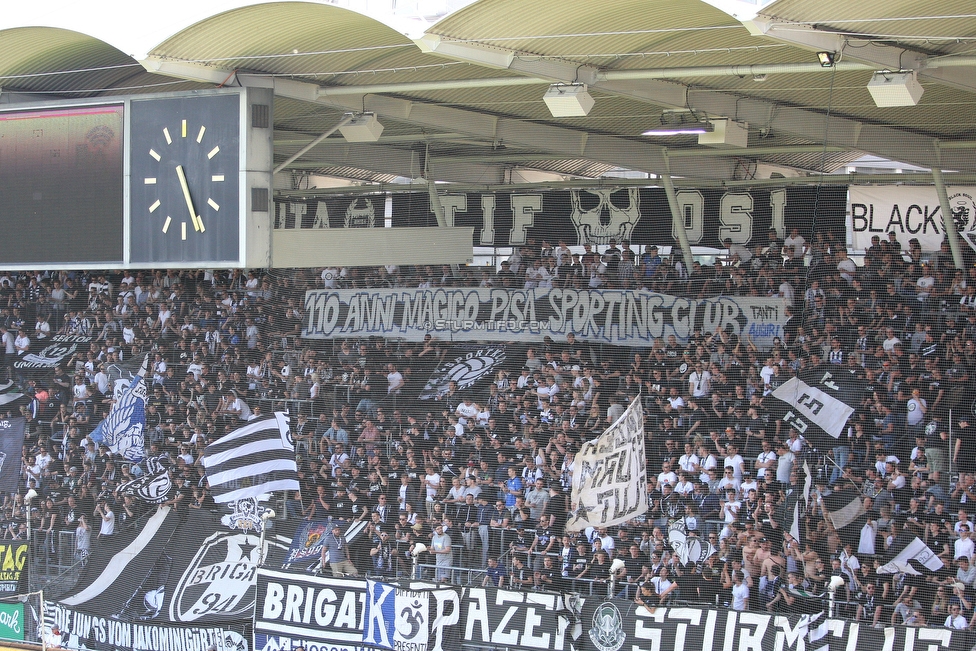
[0,418,26,495]
[42,601,249,651]
[254,568,967,651]
[276,186,847,248]
[418,344,506,400]
[0,542,27,595]
[395,186,846,247]
[574,599,961,651]
[60,507,290,627]
[12,334,92,370]
[275,194,382,229]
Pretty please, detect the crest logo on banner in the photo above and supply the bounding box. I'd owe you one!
[169,531,285,623]
[418,346,506,400]
[13,335,90,370]
[569,188,640,245]
[949,191,976,232]
[668,521,716,566]
[588,602,626,651]
[119,456,172,504]
[220,631,248,651]
[345,197,375,228]
[221,496,270,533]
[397,598,428,645]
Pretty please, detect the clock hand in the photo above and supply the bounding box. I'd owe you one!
[175,164,204,232]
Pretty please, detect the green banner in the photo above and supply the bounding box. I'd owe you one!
[0,603,24,641]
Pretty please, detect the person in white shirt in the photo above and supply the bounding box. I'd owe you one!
[656,463,678,488]
[679,443,700,474]
[755,441,777,479]
[674,474,694,496]
[836,249,857,284]
[723,238,753,266]
[697,444,718,484]
[945,603,968,629]
[783,227,807,261]
[13,330,30,356]
[730,570,749,611]
[721,488,741,523]
[916,264,936,301]
[1,326,15,358]
[955,526,975,562]
[717,469,741,496]
[455,397,480,426]
[687,363,711,398]
[95,500,115,537]
[724,444,745,480]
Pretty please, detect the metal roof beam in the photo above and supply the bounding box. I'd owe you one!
[745,16,976,94]
[228,69,739,180]
[416,34,689,108]
[411,35,976,172]
[141,56,976,176]
[277,140,506,184]
[144,58,729,178]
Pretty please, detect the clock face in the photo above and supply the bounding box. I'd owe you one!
[129,94,241,264]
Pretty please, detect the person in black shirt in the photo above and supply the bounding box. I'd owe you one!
[581,549,612,584]
[510,555,533,589]
[617,543,645,599]
[856,582,882,626]
[534,554,558,591]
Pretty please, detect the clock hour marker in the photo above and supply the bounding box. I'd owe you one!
[191,215,201,232]
[199,219,206,233]
[207,146,219,159]
[211,175,224,182]
[196,126,206,143]
[181,120,187,138]
[149,199,160,213]
[149,149,161,161]
[207,198,220,211]
[144,177,156,184]
[182,221,187,240]
[163,128,172,144]
[162,216,172,233]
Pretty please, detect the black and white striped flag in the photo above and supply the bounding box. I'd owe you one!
[203,412,299,504]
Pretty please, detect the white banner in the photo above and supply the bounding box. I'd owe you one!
[847,185,976,252]
[302,287,786,346]
[566,397,647,532]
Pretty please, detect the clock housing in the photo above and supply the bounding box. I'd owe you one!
[129,92,242,265]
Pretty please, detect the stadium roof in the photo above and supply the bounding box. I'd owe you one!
[1,0,974,188]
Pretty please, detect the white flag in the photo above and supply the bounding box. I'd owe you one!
[566,397,647,532]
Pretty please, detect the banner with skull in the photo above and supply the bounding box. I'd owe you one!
[386,186,847,248]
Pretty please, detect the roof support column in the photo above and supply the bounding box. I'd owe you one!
[662,149,694,268]
[931,146,964,270]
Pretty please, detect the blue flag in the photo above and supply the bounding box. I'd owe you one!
[90,357,147,462]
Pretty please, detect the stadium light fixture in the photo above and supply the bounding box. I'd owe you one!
[339,113,385,142]
[543,84,595,117]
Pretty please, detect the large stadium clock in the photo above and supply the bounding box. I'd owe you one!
[129,92,242,265]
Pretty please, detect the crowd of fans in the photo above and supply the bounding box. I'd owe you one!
[5,227,976,629]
